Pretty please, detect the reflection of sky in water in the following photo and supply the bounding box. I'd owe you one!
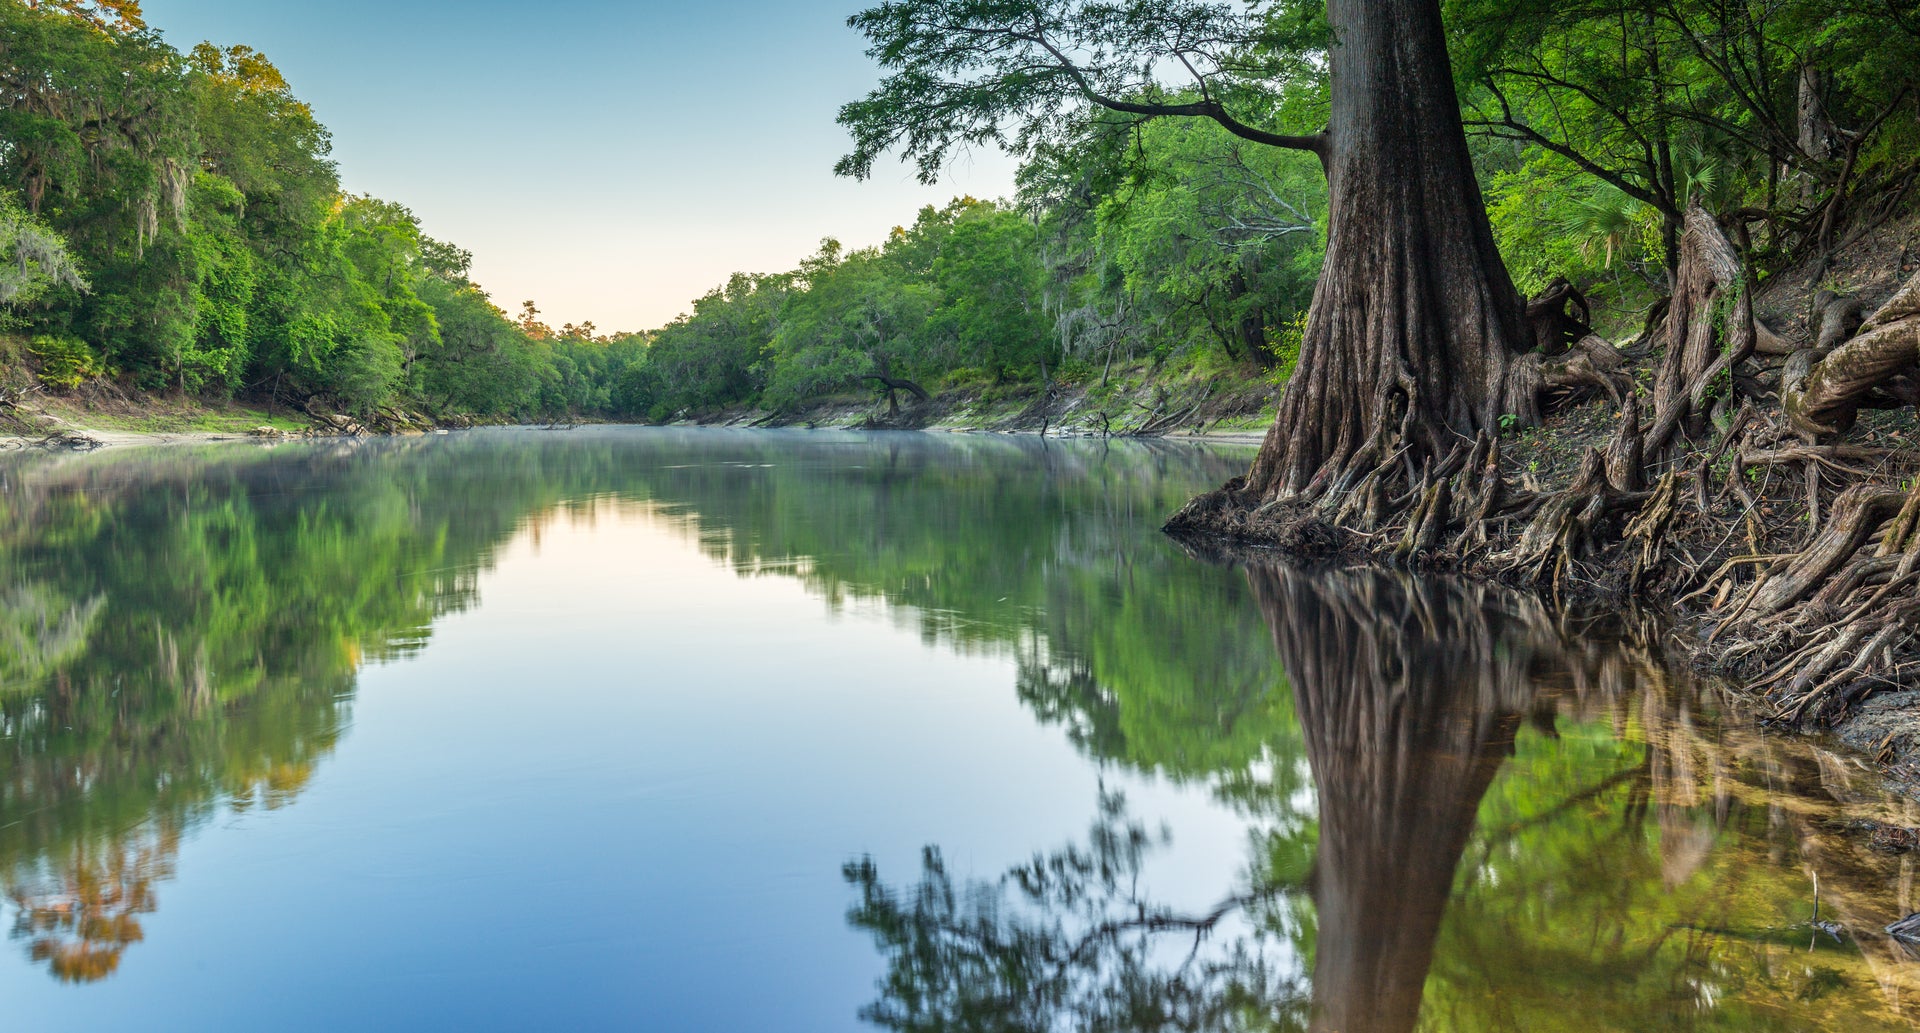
[5,428,1920,1032]
[1,496,1251,1032]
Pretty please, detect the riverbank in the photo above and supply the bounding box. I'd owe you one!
[1,352,1282,452]
[665,353,1282,443]
[0,384,320,451]
[1168,212,1920,790]
[10,389,1920,797]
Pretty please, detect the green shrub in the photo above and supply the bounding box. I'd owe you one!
[1265,312,1308,387]
[29,335,103,391]
[936,366,990,391]
[1055,358,1096,386]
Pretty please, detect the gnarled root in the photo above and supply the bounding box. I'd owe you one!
[1541,334,1633,406]
[1171,245,1920,736]
[1716,473,1920,723]
[1525,276,1593,356]
[1645,204,1757,459]
[1784,272,1920,435]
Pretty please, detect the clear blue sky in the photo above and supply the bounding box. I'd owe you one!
[140,0,1018,332]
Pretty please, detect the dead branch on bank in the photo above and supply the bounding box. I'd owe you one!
[0,430,102,452]
[0,385,100,450]
[0,382,42,434]
[1128,386,1211,437]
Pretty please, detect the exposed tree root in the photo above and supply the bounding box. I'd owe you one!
[302,399,446,436]
[1169,216,1920,746]
[1785,276,1920,434]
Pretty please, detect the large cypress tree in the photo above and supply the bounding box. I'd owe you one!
[839,0,1536,500]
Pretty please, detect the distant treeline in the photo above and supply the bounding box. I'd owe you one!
[4,0,1914,423]
[0,0,648,421]
[0,1,1326,422]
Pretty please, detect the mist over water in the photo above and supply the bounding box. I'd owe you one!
[1,428,1915,1031]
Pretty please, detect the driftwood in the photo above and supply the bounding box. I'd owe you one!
[0,385,100,449]
[0,430,102,452]
[0,383,43,435]
[1124,386,1211,437]
[299,398,444,436]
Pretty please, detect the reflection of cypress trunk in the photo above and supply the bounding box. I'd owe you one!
[1248,567,1546,1033]
[1246,0,1529,498]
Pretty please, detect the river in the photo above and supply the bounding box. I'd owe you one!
[1,427,1917,1030]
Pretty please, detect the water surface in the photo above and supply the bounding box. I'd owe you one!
[1,428,1917,1031]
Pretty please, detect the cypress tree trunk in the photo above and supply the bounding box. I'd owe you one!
[1245,0,1529,499]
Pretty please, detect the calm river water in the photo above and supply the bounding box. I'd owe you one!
[3,427,1919,1031]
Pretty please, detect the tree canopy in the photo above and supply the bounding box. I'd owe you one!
[4,0,1917,439]
[837,0,1331,184]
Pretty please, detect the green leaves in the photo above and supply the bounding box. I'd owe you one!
[1037,112,1325,369]
[0,3,589,417]
[1452,0,1920,283]
[837,0,1323,183]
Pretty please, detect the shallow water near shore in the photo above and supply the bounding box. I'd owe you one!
[2,427,1918,1031]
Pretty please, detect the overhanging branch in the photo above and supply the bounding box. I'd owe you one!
[1021,20,1328,160]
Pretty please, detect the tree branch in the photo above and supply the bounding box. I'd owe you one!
[1020,20,1328,159]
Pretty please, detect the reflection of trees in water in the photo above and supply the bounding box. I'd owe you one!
[850,564,1920,1031]
[1434,613,1920,1029]
[0,430,1245,984]
[0,584,102,686]
[849,568,1554,1031]
[7,825,178,983]
[0,651,351,981]
[7,431,1917,1017]
[0,437,571,981]
[845,789,1313,1032]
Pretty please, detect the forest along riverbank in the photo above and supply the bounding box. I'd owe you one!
[658,356,1279,440]
[0,353,1279,452]
[1169,210,1920,789]
[0,378,488,451]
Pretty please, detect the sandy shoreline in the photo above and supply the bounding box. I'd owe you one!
[2,422,1272,454]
